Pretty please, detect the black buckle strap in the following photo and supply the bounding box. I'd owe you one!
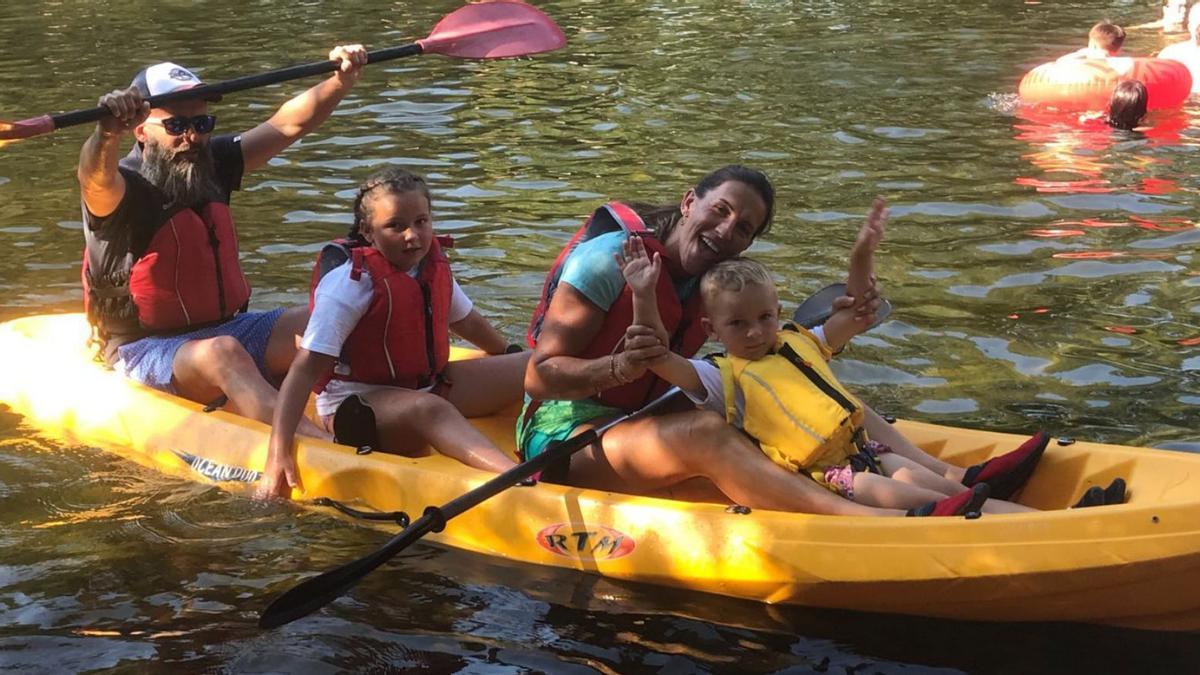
[313,497,411,528]
[778,343,858,416]
[850,426,867,452]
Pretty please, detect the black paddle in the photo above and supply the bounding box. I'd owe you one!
[258,386,685,629]
[0,1,566,147]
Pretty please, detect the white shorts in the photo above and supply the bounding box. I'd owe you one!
[315,379,437,418]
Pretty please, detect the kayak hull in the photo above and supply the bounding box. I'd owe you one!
[2,313,1199,632]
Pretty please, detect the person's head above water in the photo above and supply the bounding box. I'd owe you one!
[1106,80,1149,131]
[348,167,436,270]
[636,165,776,278]
[1089,21,1126,55]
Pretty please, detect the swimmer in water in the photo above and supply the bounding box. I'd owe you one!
[1078,80,1149,131]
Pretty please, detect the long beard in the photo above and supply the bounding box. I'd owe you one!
[139,140,222,208]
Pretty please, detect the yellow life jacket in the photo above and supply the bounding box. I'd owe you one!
[713,325,866,473]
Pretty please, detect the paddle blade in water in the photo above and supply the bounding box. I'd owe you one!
[260,517,435,629]
[418,1,567,59]
[0,115,55,148]
[258,557,376,629]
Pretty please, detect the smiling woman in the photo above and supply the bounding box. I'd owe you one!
[518,165,913,515]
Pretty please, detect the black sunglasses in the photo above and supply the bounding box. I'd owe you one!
[148,114,217,136]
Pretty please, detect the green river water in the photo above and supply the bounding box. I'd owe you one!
[1,0,1199,672]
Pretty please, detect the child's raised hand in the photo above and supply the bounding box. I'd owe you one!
[852,197,886,261]
[847,197,886,302]
[616,235,661,295]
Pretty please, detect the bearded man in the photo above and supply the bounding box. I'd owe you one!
[77,46,366,437]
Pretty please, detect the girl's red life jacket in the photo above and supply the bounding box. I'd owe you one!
[526,202,707,411]
[309,237,454,392]
[83,201,252,339]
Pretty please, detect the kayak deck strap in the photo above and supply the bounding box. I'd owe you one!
[313,497,411,528]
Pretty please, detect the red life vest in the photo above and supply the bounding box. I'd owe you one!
[83,201,251,342]
[309,237,453,391]
[527,202,708,411]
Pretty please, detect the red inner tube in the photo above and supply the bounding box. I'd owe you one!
[1018,57,1192,111]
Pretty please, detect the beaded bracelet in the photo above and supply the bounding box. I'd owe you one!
[610,353,631,385]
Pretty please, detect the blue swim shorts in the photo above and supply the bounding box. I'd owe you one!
[114,308,286,393]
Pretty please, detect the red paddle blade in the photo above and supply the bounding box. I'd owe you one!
[0,115,54,147]
[418,1,567,59]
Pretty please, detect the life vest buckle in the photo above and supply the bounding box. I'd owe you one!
[851,426,868,452]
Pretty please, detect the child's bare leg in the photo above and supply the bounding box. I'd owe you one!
[878,453,968,496]
[443,351,531,417]
[878,447,1037,513]
[852,472,954,510]
[863,406,966,482]
[365,388,517,472]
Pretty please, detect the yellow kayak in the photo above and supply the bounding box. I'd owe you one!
[2,313,1199,633]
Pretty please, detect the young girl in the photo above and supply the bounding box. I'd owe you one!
[261,168,525,499]
[618,209,1124,515]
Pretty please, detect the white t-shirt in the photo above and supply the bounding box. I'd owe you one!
[683,325,831,419]
[302,260,472,357]
[1158,41,1200,92]
[302,260,473,416]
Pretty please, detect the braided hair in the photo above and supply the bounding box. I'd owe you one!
[348,167,432,244]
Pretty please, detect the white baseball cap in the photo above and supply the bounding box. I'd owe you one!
[130,62,221,101]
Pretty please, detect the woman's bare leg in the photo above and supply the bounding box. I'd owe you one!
[564,409,905,516]
[649,477,730,504]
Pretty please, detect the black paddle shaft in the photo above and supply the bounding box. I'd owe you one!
[428,428,600,530]
[50,44,423,130]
